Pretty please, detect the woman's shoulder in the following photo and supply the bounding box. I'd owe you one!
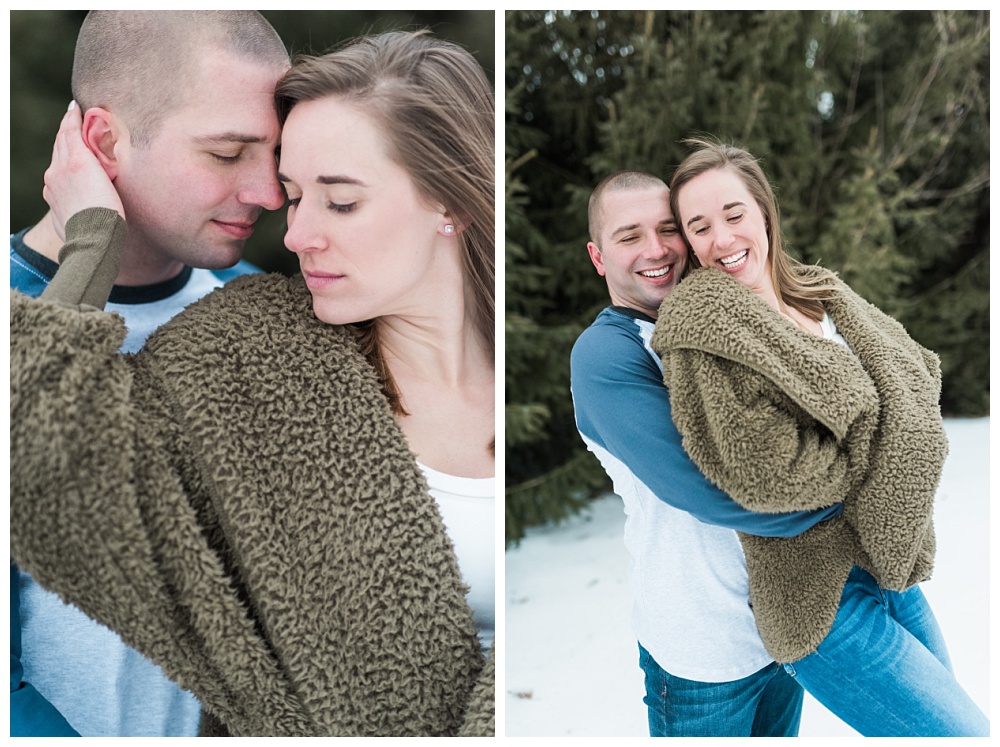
[142,272,355,362]
[196,271,312,316]
[658,268,761,327]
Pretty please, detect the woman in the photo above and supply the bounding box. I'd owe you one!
[650,139,988,737]
[10,31,494,737]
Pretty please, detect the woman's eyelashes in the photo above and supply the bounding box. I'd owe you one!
[282,193,357,213]
[691,213,744,236]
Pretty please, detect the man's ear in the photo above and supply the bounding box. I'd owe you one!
[587,241,607,276]
[80,108,124,180]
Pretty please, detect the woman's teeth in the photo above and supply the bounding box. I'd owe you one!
[720,250,749,268]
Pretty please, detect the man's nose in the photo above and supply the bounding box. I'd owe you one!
[641,235,669,260]
[239,158,285,212]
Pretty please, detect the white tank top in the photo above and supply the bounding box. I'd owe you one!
[418,462,495,654]
[820,312,851,349]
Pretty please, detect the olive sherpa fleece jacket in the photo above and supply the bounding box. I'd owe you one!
[10,210,493,736]
[651,267,948,663]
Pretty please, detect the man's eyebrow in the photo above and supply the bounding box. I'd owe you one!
[686,201,747,228]
[276,173,368,186]
[193,133,270,145]
[611,217,674,236]
[610,223,640,238]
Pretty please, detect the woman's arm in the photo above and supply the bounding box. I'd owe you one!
[36,102,128,309]
[10,274,294,733]
[458,645,494,737]
[40,208,127,308]
[651,269,880,515]
[660,345,865,513]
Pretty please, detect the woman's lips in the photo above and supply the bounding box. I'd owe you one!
[304,271,345,290]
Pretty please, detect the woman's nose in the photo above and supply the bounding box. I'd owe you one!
[714,225,736,249]
[283,206,324,254]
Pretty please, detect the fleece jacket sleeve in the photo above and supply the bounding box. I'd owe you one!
[458,646,495,737]
[9,290,304,735]
[659,345,860,514]
[40,208,126,309]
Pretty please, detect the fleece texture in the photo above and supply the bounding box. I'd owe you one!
[10,212,492,736]
[651,267,947,663]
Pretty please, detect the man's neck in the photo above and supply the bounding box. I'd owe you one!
[610,304,657,323]
[24,210,185,287]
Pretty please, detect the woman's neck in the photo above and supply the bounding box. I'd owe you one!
[378,282,490,387]
[376,283,494,479]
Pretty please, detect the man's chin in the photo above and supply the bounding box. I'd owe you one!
[189,240,247,270]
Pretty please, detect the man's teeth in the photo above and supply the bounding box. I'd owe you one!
[640,267,670,278]
[720,250,749,267]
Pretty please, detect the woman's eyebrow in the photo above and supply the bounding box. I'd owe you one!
[686,201,747,227]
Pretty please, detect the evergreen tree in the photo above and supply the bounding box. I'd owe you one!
[504,13,610,543]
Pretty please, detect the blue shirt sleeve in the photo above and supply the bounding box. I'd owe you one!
[570,314,841,538]
[10,563,80,737]
[10,241,81,736]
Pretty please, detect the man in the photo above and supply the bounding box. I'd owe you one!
[10,11,289,736]
[570,171,838,737]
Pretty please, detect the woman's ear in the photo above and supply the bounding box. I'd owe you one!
[438,209,469,237]
[80,108,124,180]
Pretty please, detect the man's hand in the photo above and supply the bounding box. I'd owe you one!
[42,102,125,241]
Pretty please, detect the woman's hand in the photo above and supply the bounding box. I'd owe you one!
[42,102,125,240]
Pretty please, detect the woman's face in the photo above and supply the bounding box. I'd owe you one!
[278,96,449,325]
[676,167,775,300]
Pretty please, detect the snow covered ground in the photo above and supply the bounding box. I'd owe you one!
[503,418,991,737]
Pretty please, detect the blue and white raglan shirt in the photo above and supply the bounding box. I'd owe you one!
[10,227,260,737]
[570,306,840,682]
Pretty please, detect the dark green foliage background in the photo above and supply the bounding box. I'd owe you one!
[505,10,989,543]
[10,10,495,276]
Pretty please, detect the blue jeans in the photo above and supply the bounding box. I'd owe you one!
[782,566,989,737]
[638,644,803,737]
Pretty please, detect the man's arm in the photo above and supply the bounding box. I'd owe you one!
[570,316,840,538]
[10,563,80,737]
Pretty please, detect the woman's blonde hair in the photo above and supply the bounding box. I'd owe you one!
[669,138,837,320]
[275,30,494,414]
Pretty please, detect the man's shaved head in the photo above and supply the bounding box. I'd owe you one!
[72,11,288,146]
[588,170,668,247]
